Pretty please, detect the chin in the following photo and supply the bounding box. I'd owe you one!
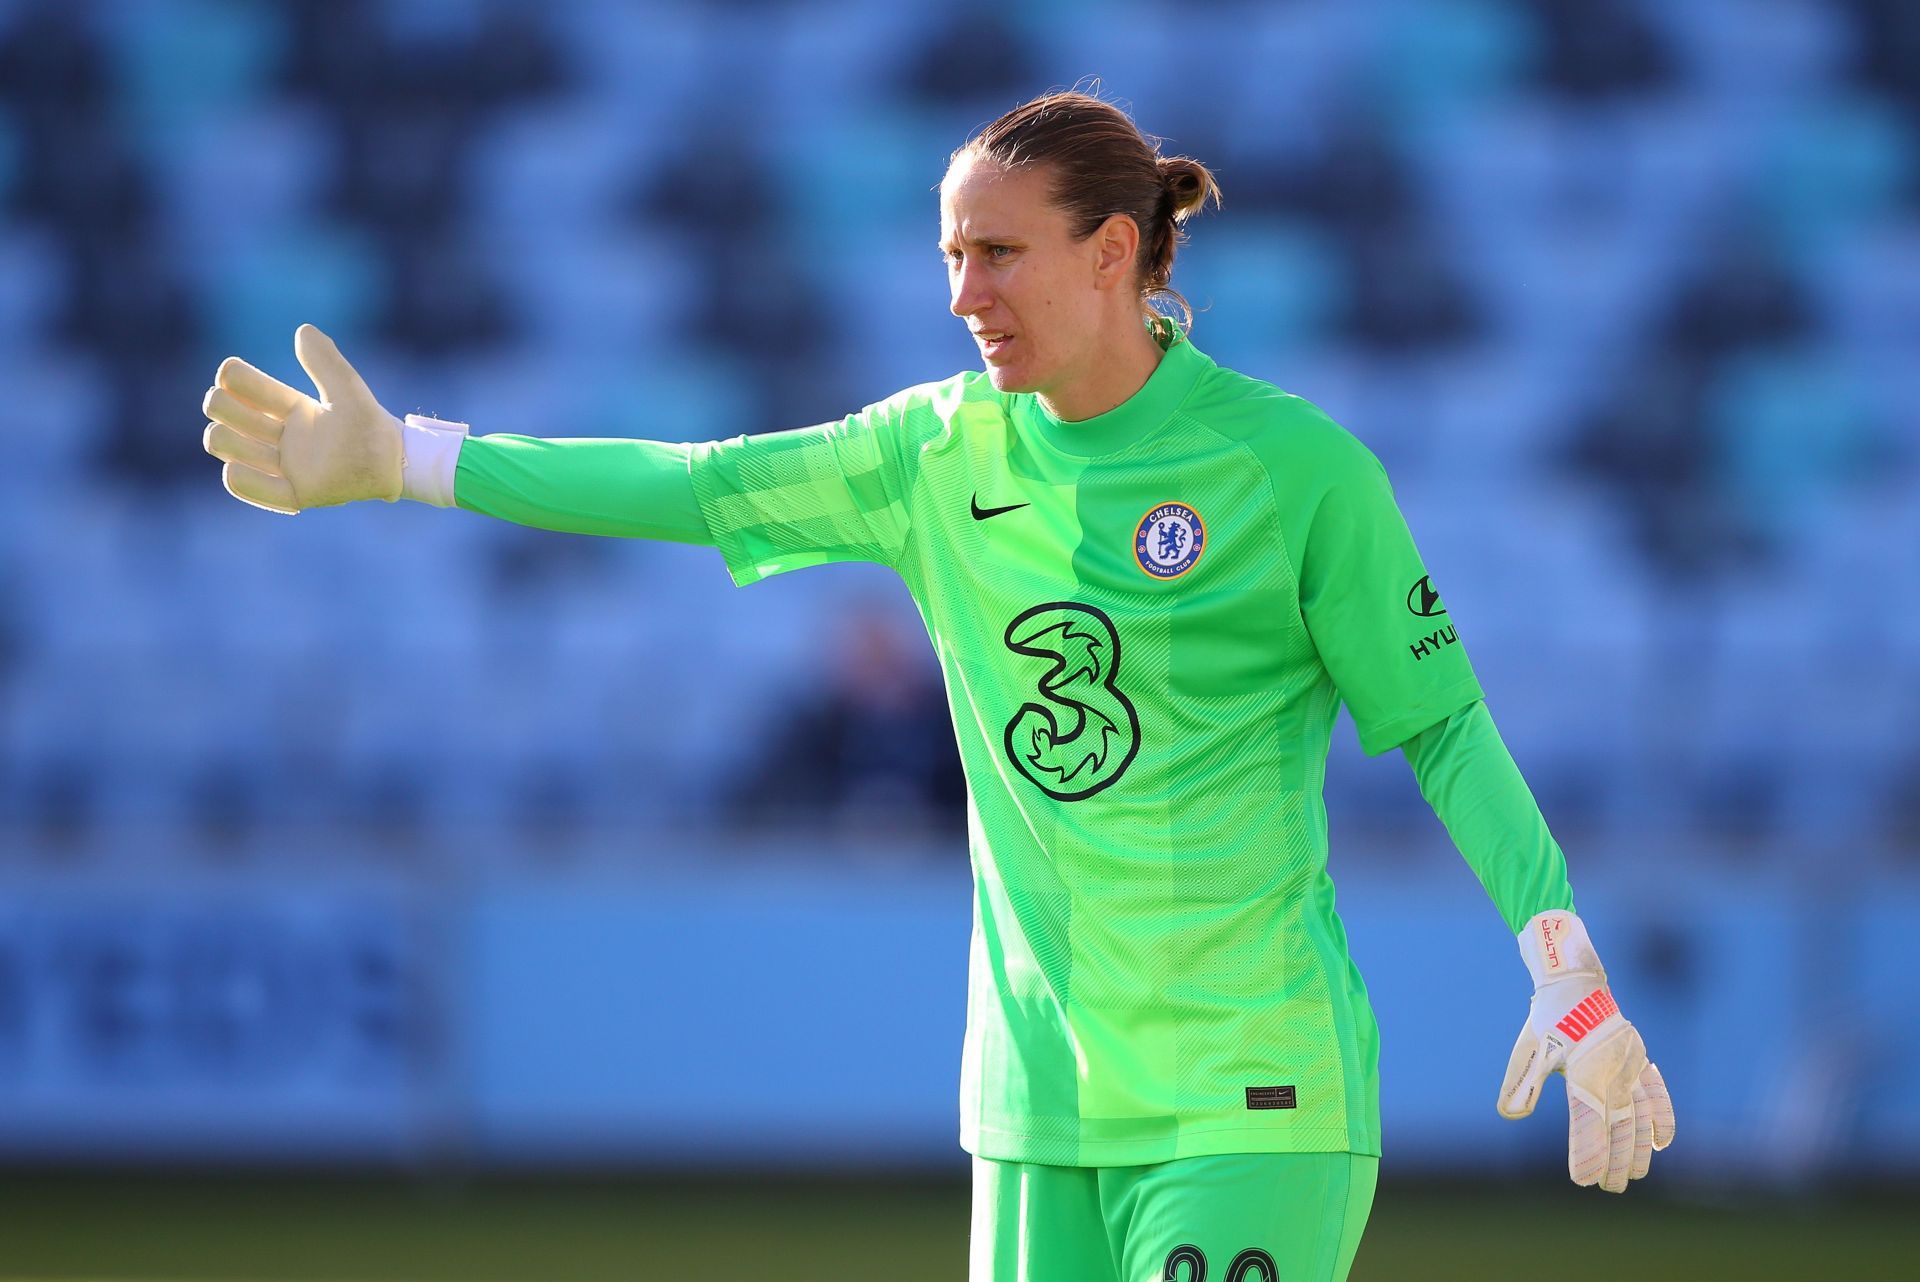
[983,362,1041,394]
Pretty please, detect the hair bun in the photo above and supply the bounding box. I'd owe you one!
[960,89,1219,333]
[1157,155,1220,222]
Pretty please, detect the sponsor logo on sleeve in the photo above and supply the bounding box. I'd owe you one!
[1407,573,1447,616]
[1405,574,1460,660]
[1407,625,1459,661]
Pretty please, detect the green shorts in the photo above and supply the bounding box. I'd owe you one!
[969,1150,1377,1282]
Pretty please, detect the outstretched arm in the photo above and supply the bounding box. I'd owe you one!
[1400,701,1676,1192]
[442,434,708,544]
[201,324,712,543]
[201,326,915,586]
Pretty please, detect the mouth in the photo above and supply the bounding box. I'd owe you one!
[973,331,1015,360]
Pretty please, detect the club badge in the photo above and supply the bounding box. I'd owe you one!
[1134,501,1205,579]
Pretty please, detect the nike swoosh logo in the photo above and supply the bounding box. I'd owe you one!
[971,495,1031,521]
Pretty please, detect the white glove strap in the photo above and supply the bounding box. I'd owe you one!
[399,414,469,507]
[1518,909,1606,987]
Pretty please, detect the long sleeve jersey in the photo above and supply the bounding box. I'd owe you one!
[435,327,1574,1164]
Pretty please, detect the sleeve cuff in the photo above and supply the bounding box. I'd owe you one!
[399,414,469,507]
[1355,676,1486,756]
[686,438,765,587]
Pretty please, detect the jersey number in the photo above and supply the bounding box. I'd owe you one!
[1165,1244,1281,1281]
[1001,602,1140,801]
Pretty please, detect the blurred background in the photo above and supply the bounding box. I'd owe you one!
[1,0,1916,1278]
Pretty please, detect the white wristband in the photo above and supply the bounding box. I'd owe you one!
[399,414,468,507]
[1518,910,1605,987]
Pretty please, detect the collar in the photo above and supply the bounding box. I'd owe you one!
[1021,320,1211,460]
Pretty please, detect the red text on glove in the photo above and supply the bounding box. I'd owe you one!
[1554,988,1619,1043]
[1538,916,1566,970]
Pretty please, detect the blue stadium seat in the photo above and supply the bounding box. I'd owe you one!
[1,0,1915,870]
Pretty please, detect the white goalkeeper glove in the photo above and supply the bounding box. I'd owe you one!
[1498,910,1676,1192]
[201,323,403,514]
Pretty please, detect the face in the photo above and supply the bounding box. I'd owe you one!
[940,153,1138,397]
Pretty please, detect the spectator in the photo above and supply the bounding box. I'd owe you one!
[720,604,964,847]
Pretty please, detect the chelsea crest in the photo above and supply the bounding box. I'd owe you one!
[1134,501,1206,579]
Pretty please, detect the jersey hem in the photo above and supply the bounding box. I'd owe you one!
[961,1122,1382,1168]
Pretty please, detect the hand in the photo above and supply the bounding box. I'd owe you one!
[201,323,403,514]
[1498,911,1676,1192]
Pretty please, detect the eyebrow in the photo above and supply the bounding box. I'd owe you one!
[939,232,1022,252]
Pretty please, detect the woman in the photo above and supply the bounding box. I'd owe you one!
[202,90,1673,1282]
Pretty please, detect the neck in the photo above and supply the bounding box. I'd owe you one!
[1036,319,1166,422]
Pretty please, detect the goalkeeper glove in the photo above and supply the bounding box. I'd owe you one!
[1498,910,1676,1192]
[201,323,403,514]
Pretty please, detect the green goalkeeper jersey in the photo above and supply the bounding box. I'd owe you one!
[681,325,1484,1165]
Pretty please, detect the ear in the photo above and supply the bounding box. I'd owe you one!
[1090,213,1141,290]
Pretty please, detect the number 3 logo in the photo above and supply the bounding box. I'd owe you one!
[1001,602,1141,801]
[1164,1244,1280,1281]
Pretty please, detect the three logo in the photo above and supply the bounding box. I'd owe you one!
[1001,603,1140,801]
[988,504,1456,799]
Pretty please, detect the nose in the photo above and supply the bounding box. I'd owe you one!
[949,256,991,320]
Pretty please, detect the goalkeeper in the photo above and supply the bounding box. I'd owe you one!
[201,90,1674,1281]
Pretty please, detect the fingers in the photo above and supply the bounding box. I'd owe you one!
[223,461,300,514]
[295,323,371,407]
[1629,1078,1654,1181]
[1641,1061,1676,1151]
[1497,1030,1547,1119]
[1566,1090,1634,1192]
[1567,1092,1607,1188]
[1601,1096,1636,1192]
[204,385,286,444]
[1553,1025,1673,1192]
[1599,1028,1648,1192]
[1560,1024,1647,1192]
[216,355,304,419]
[204,421,279,474]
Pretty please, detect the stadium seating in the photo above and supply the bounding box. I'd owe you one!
[0,0,1911,866]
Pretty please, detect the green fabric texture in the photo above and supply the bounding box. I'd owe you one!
[1400,699,1576,933]
[439,328,1570,1169]
[970,1151,1377,1282]
[681,330,1480,1166]
[454,434,707,543]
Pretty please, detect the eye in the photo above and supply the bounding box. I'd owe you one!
[940,244,1014,266]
